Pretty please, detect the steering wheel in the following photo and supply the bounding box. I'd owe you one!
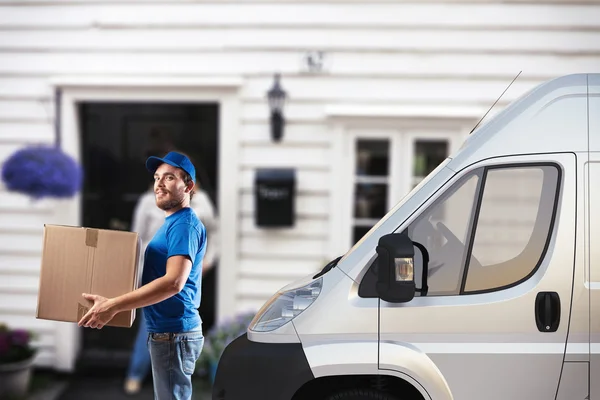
[435,222,462,246]
[435,221,482,269]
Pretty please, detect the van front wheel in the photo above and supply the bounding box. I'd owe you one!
[325,388,399,400]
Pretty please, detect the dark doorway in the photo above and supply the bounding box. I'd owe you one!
[77,101,219,370]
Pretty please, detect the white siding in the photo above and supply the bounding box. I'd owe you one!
[0,0,598,370]
[1,52,599,78]
[2,29,600,54]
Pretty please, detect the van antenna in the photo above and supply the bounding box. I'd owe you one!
[469,70,522,134]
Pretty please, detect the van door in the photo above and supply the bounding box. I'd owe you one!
[589,74,600,400]
[378,153,575,400]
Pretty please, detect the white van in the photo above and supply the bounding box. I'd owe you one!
[212,73,600,400]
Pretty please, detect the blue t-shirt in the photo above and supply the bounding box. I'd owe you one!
[142,207,206,333]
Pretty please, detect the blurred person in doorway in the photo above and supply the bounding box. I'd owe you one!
[123,155,220,395]
[78,151,213,400]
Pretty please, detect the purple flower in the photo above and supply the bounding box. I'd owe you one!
[198,311,255,366]
[1,145,83,199]
[10,329,29,347]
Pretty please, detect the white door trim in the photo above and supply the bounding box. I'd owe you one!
[51,76,242,371]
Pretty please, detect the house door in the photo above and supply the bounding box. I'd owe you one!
[77,102,219,370]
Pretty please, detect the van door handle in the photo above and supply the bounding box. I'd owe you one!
[535,292,560,333]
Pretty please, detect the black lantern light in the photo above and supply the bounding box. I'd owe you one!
[267,73,287,142]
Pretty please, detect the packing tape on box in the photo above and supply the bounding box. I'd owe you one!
[85,229,98,248]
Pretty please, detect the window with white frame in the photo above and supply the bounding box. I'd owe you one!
[353,138,391,245]
[412,140,449,189]
[348,130,462,247]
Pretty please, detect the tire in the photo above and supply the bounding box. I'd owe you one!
[325,388,400,400]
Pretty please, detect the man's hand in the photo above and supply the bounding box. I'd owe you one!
[77,293,118,329]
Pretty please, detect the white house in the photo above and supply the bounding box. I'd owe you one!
[0,0,598,372]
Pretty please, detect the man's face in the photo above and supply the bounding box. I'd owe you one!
[153,163,191,211]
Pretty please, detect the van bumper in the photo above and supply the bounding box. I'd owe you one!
[211,333,314,400]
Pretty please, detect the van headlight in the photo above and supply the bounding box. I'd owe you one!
[249,278,323,333]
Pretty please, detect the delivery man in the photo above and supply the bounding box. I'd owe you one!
[77,151,207,400]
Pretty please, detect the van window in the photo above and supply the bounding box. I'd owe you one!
[407,171,482,296]
[464,165,559,293]
[405,163,559,296]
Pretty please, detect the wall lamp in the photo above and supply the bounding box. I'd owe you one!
[267,73,287,142]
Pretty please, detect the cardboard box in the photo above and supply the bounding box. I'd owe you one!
[36,225,142,328]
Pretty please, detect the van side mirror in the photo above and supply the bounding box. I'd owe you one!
[375,233,416,303]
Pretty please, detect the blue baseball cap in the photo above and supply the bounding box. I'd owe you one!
[146,151,196,183]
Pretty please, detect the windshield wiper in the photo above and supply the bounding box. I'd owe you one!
[313,256,343,279]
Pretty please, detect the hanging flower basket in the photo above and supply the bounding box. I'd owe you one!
[1,145,83,200]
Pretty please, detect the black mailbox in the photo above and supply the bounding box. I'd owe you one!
[254,168,296,227]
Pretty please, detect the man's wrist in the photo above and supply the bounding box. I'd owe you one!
[107,297,123,313]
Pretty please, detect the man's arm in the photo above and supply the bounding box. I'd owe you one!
[77,255,192,329]
[112,254,192,311]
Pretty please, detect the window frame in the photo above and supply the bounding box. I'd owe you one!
[343,129,463,251]
[460,162,562,295]
[406,168,485,297]
[358,161,563,298]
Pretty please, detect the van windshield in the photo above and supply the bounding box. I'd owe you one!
[339,158,452,263]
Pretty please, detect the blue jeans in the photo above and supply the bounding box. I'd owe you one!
[126,308,152,382]
[147,329,204,400]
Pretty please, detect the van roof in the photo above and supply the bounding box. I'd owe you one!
[453,73,597,167]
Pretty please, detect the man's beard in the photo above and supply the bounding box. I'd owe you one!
[156,191,184,211]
